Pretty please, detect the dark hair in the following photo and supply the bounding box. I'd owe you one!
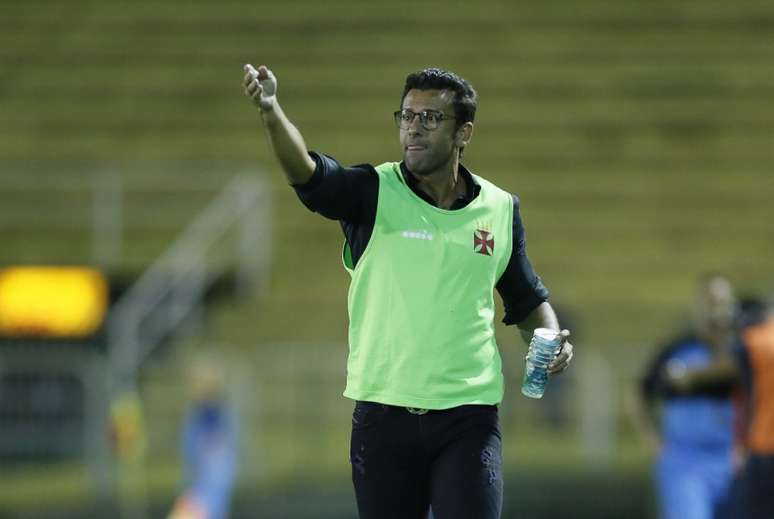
[400,68,478,130]
[737,297,768,328]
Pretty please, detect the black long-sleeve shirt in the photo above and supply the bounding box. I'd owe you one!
[292,152,549,325]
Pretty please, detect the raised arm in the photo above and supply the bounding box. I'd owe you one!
[243,63,316,185]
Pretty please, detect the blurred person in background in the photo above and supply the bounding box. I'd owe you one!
[663,297,774,519]
[636,274,737,519]
[726,298,774,519]
[168,352,238,519]
[242,64,574,519]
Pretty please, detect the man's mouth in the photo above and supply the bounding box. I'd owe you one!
[406,145,427,151]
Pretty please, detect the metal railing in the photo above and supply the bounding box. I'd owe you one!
[99,173,270,518]
[107,174,270,392]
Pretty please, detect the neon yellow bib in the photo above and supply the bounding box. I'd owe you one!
[342,162,513,409]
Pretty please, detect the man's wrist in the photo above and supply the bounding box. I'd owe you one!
[259,101,279,124]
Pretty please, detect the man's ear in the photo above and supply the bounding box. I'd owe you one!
[456,122,474,149]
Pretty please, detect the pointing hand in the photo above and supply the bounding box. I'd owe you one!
[243,63,277,111]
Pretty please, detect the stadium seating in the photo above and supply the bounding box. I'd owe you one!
[3,0,772,351]
[1,1,772,514]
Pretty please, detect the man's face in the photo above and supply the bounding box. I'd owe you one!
[399,89,459,176]
[695,277,736,336]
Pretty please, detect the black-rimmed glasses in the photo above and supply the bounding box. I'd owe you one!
[393,109,456,131]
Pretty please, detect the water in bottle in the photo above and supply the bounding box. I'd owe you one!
[521,328,562,399]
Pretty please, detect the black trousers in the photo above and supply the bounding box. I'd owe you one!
[729,455,774,519]
[350,401,503,519]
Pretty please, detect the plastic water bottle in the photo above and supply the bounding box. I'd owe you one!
[521,328,562,399]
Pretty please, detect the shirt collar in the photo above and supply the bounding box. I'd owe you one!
[399,162,481,210]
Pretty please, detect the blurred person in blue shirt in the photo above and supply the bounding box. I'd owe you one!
[169,353,238,519]
[659,297,774,519]
[637,274,738,519]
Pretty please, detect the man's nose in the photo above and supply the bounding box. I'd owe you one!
[408,113,424,133]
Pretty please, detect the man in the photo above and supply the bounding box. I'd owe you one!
[731,298,774,519]
[638,274,738,519]
[169,354,237,519]
[663,297,774,519]
[242,64,574,519]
